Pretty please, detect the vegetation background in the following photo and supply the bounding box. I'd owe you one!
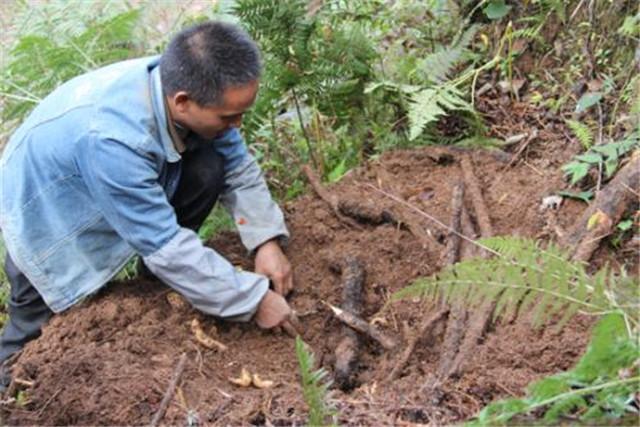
[0,0,638,424]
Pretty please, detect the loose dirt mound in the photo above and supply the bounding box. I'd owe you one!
[4,146,596,425]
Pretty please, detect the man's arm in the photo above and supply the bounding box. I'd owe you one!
[76,135,269,320]
[214,129,293,295]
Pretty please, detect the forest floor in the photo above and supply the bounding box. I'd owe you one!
[2,94,637,425]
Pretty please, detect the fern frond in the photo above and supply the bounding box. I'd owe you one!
[396,237,631,329]
[421,24,479,84]
[295,337,336,426]
[566,119,594,149]
[408,84,472,140]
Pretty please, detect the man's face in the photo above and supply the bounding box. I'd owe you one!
[169,79,259,140]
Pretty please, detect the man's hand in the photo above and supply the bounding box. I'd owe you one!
[254,239,293,296]
[254,290,302,337]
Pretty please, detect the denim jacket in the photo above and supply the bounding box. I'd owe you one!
[0,56,288,318]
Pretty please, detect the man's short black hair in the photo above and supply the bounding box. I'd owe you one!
[160,21,261,106]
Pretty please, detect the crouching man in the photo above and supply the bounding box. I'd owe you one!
[0,21,299,390]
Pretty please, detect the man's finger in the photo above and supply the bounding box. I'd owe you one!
[285,274,294,296]
[281,320,300,338]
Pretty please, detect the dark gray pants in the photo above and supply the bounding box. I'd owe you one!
[0,144,225,373]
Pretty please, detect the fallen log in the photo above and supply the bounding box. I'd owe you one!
[333,257,366,391]
[326,303,397,351]
[564,151,640,263]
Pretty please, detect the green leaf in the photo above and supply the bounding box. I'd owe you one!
[483,0,512,20]
[557,190,593,203]
[327,159,348,183]
[576,92,603,113]
[574,153,602,163]
[617,219,633,231]
[562,161,590,184]
[591,143,619,159]
[604,157,619,178]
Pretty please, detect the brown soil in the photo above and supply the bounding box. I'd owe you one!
[2,109,624,424]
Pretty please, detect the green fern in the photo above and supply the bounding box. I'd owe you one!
[562,130,640,185]
[566,119,594,149]
[295,337,337,426]
[1,9,143,130]
[470,313,640,425]
[408,85,473,140]
[395,236,639,331]
[421,25,479,84]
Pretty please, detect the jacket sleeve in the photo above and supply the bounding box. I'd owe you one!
[214,128,289,252]
[76,135,268,320]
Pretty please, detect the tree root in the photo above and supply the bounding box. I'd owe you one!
[460,155,494,239]
[333,257,366,392]
[387,308,449,382]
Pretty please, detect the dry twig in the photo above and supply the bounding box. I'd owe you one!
[150,353,188,427]
[325,303,396,350]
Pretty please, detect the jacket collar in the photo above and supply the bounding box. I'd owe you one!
[149,64,184,163]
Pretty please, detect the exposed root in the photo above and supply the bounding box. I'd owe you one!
[302,164,363,229]
[387,308,449,382]
[442,182,465,266]
[460,155,494,239]
[436,305,468,378]
[333,257,366,392]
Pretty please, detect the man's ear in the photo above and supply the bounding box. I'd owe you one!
[172,91,191,114]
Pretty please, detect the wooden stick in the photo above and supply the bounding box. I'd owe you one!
[506,128,539,167]
[334,257,366,391]
[150,353,188,427]
[326,303,397,350]
[387,308,449,381]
